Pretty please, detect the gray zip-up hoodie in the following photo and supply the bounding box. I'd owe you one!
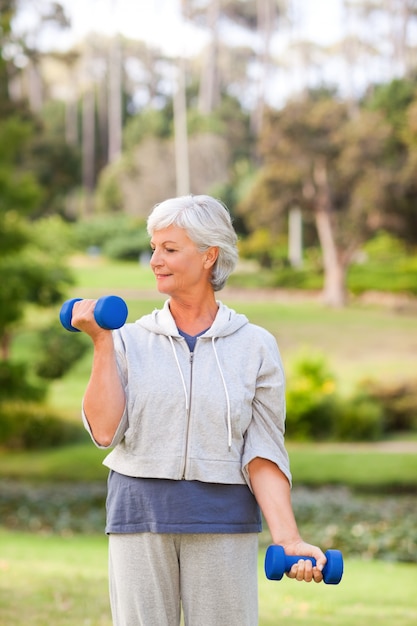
[83,300,291,490]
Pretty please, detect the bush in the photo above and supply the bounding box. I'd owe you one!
[72,215,148,257]
[362,379,417,432]
[239,229,287,268]
[35,324,90,380]
[0,361,46,402]
[285,353,387,441]
[348,231,417,295]
[285,353,338,440]
[103,228,150,261]
[332,393,385,441]
[0,401,83,450]
[271,266,322,289]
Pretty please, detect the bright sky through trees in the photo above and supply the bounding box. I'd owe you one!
[14,0,344,56]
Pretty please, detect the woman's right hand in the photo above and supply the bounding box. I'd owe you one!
[71,299,109,340]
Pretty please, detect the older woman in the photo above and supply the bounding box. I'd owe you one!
[72,195,326,626]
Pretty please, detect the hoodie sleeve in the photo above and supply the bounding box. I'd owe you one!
[241,330,292,490]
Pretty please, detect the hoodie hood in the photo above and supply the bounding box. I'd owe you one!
[136,299,249,338]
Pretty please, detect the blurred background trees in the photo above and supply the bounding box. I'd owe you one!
[1,0,417,445]
[2,0,416,301]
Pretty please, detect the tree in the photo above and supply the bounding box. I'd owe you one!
[237,92,395,306]
[365,77,417,244]
[0,3,74,357]
[0,116,73,357]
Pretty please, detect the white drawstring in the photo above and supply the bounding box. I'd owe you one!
[168,335,232,450]
[211,337,232,450]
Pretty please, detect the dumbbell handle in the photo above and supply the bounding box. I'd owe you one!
[59,295,128,332]
[265,545,343,585]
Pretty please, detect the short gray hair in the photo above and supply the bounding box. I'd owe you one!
[147,195,238,291]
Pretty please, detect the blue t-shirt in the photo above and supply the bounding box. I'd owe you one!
[106,472,261,534]
[105,327,262,535]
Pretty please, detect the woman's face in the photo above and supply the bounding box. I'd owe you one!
[150,225,217,297]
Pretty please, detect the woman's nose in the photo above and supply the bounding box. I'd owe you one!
[150,250,160,268]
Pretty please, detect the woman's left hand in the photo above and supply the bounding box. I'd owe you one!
[282,540,327,583]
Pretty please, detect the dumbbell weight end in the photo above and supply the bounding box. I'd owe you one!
[94,295,128,330]
[59,298,83,332]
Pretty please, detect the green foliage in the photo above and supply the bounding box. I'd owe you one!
[103,228,150,260]
[34,324,90,380]
[0,217,75,336]
[271,266,322,289]
[237,80,417,304]
[0,208,31,256]
[348,261,417,295]
[363,380,417,432]
[288,487,417,563]
[238,228,287,268]
[0,361,46,402]
[0,483,107,534]
[332,392,385,441]
[349,231,417,295]
[26,129,81,217]
[95,162,126,212]
[73,214,148,257]
[365,78,416,133]
[0,114,74,345]
[123,108,171,150]
[362,230,406,259]
[0,117,43,214]
[236,229,417,295]
[73,215,117,249]
[0,401,83,450]
[285,351,416,441]
[285,352,339,440]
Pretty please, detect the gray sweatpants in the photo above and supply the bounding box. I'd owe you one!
[108,532,259,626]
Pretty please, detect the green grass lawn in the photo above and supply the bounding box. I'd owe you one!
[1,530,416,626]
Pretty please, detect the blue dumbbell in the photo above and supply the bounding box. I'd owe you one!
[59,295,128,332]
[265,545,344,585]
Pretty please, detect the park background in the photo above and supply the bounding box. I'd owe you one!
[1,1,417,624]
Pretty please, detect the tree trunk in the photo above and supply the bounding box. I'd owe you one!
[315,208,347,307]
[82,87,95,215]
[312,158,347,307]
[108,35,122,163]
[97,73,108,166]
[65,97,78,145]
[27,60,43,112]
[198,0,220,114]
[288,206,303,267]
[251,0,274,134]
[173,58,190,196]
[1,332,11,361]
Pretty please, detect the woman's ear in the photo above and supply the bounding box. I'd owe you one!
[203,246,219,268]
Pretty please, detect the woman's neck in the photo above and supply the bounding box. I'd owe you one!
[169,295,218,335]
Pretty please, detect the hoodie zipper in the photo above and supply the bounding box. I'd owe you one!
[181,349,194,479]
[169,334,232,479]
